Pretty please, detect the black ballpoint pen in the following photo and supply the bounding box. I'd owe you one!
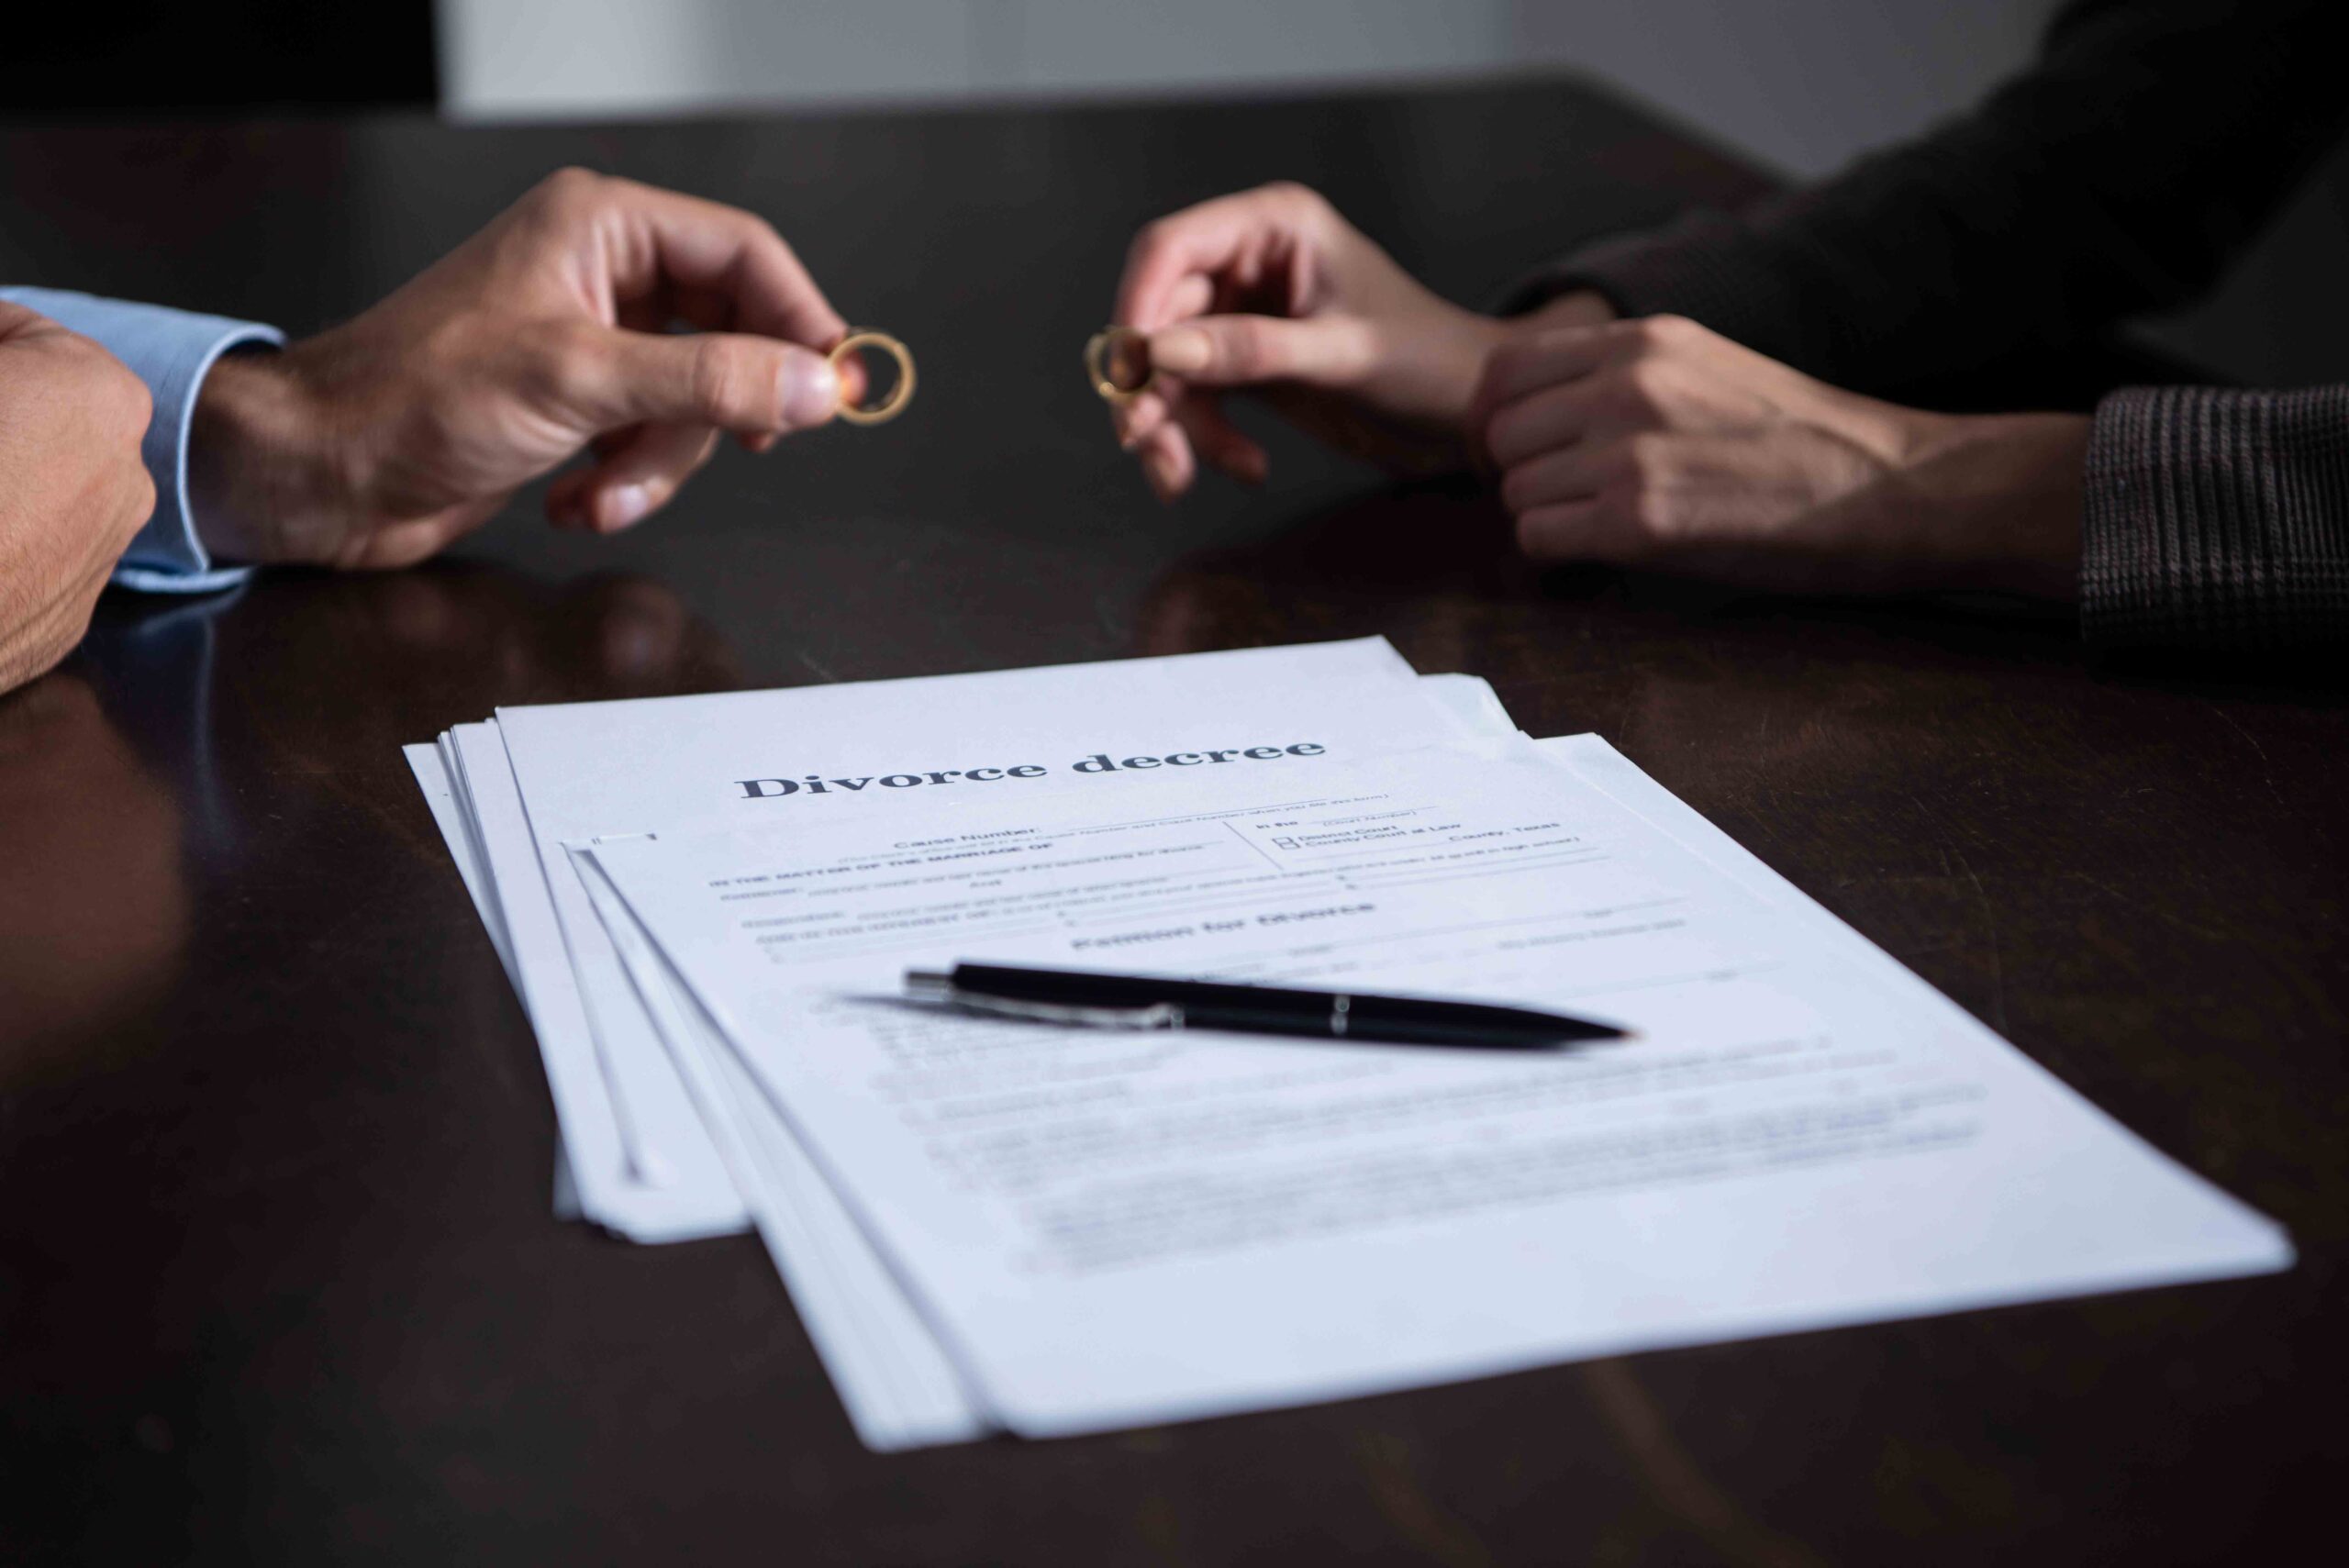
[903,963,1631,1049]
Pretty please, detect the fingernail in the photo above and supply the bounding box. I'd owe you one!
[1150,328,1208,374]
[781,356,840,427]
[606,483,652,530]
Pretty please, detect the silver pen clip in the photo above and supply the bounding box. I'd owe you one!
[905,970,1186,1031]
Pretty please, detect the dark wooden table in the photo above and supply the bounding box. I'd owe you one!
[3,81,2343,1567]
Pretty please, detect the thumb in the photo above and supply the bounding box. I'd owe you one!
[1144,313,1375,390]
[572,326,841,437]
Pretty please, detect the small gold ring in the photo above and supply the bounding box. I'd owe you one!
[1085,327,1154,404]
[829,328,916,426]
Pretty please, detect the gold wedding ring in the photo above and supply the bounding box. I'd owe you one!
[829,328,917,426]
[1085,326,1155,404]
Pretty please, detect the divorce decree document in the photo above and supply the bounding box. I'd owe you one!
[588,741,2288,1438]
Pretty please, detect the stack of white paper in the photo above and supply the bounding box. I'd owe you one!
[406,637,2289,1450]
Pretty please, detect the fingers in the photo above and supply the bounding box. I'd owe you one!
[1474,316,1743,471]
[1161,272,1215,326]
[1127,400,1267,502]
[1475,325,1627,411]
[1501,427,1880,573]
[738,345,865,452]
[1135,422,1197,504]
[1173,394,1269,487]
[555,171,850,351]
[1113,181,1329,330]
[1108,186,1321,457]
[1503,434,1685,565]
[548,421,722,533]
[1495,424,1661,564]
[330,495,513,571]
[569,325,840,438]
[1147,313,1375,390]
[1112,388,1173,451]
[1108,312,1352,497]
[1512,498,1661,564]
[1482,379,1608,471]
[1497,439,1615,517]
[1466,326,1622,469]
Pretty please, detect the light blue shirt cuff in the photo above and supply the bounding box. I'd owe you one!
[0,285,284,595]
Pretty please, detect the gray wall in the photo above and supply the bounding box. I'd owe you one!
[436,0,2058,176]
[435,0,2342,386]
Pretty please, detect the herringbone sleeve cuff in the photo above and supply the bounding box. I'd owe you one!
[2082,384,2349,651]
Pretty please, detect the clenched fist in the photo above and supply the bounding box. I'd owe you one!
[0,302,157,692]
[1472,315,2087,596]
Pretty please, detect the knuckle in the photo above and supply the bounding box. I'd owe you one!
[1625,484,1679,539]
[1485,339,1540,389]
[1481,405,1531,466]
[1498,464,1537,516]
[99,359,155,438]
[1130,215,1177,261]
[537,165,606,210]
[49,337,155,442]
[1513,509,1558,560]
[687,336,763,423]
[1497,468,1522,514]
[1626,315,1675,353]
[1624,431,1675,481]
[520,319,595,402]
[117,466,158,541]
[1643,313,1699,349]
[1218,321,1267,379]
[1616,360,1670,417]
[751,215,796,261]
[116,356,154,416]
[35,606,99,681]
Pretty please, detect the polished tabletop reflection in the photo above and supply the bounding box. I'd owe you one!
[3,81,2344,1568]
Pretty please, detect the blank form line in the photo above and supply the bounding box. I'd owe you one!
[1349,851,1610,892]
[1282,898,1692,956]
[1546,960,1790,1000]
[1061,793,1398,837]
[755,920,1070,964]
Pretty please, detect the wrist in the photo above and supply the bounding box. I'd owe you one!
[188,348,352,564]
[1518,289,1619,332]
[1439,308,1525,467]
[1901,412,2089,598]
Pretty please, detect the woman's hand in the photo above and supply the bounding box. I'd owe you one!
[1111,183,1587,500]
[1472,315,2088,597]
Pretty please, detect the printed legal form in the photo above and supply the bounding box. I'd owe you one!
[406,639,2289,1449]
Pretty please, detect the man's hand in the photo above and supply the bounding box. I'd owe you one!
[189,168,852,569]
[1110,183,1550,500]
[0,303,157,693]
[1472,316,2087,596]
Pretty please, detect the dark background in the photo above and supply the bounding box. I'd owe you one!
[10,5,438,116]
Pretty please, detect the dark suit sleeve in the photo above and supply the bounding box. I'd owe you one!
[2082,385,2349,651]
[1510,0,2349,404]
